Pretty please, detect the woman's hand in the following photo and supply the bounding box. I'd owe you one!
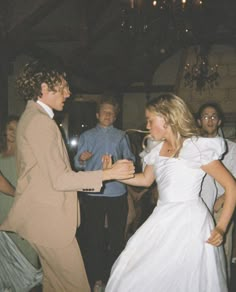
[102,154,112,169]
[79,151,93,161]
[206,226,225,246]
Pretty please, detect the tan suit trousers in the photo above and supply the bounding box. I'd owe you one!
[31,238,90,292]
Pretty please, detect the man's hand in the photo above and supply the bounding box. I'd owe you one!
[103,159,134,181]
[79,151,93,161]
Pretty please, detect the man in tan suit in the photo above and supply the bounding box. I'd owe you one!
[0,59,134,292]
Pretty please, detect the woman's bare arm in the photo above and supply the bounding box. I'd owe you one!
[0,174,15,196]
[121,164,156,188]
[201,160,236,246]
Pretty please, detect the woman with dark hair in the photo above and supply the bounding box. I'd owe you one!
[0,115,42,291]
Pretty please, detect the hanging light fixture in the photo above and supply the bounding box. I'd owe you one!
[120,0,220,91]
[183,46,220,91]
[120,0,204,34]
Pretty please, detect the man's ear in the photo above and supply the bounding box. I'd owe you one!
[217,119,222,127]
[41,83,49,95]
[197,119,201,127]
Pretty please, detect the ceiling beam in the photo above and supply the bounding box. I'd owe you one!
[5,0,65,59]
[76,0,88,48]
[7,0,65,37]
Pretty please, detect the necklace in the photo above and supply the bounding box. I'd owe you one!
[164,140,175,153]
[167,147,176,153]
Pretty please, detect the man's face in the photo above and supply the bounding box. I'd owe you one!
[96,104,116,128]
[198,106,221,137]
[39,78,71,111]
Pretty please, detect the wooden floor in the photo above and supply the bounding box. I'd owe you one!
[31,263,236,292]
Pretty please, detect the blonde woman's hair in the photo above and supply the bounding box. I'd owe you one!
[146,93,200,156]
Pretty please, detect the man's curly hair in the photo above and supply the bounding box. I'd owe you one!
[16,59,68,101]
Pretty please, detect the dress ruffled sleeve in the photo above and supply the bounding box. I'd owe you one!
[180,136,226,168]
[143,142,162,165]
[199,137,225,165]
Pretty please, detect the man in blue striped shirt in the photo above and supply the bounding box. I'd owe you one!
[74,96,135,291]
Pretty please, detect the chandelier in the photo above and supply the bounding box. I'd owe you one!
[120,1,221,91]
[120,0,205,35]
[183,46,220,91]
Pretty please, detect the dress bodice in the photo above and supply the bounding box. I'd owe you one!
[144,136,225,203]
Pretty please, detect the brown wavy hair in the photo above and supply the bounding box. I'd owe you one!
[16,59,68,101]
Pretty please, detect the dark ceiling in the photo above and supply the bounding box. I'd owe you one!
[1,0,236,94]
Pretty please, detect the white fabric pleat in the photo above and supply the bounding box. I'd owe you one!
[0,232,42,292]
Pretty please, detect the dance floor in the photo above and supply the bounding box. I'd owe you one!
[31,262,236,292]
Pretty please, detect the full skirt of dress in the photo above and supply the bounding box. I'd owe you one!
[105,198,227,292]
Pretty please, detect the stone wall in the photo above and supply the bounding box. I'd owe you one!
[123,45,236,139]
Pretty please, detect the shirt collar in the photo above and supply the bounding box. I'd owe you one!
[37,100,54,119]
[97,124,114,129]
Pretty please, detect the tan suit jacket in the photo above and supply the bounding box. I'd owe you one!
[0,101,102,248]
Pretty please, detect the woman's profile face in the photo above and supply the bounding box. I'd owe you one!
[6,120,18,143]
[145,109,167,141]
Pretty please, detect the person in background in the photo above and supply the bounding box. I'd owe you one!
[105,93,236,292]
[74,96,135,292]
[0,116,42,291]
[0,59,134,292]
[197,102,236,281]
[0,115,39,266]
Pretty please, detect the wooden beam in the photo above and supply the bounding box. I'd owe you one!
[6,0,65,58]
[7,0,65,37]
[90,0,120,37]
[125,85,174,93]
[76,0,88,48]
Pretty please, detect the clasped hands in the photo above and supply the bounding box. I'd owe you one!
[102,154,135,180]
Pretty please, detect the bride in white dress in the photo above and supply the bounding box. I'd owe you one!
[105,94,236,292]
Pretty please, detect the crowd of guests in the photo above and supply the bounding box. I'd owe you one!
[0,59,235,292]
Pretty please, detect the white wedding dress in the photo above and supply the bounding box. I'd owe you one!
[105,137,228,292]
